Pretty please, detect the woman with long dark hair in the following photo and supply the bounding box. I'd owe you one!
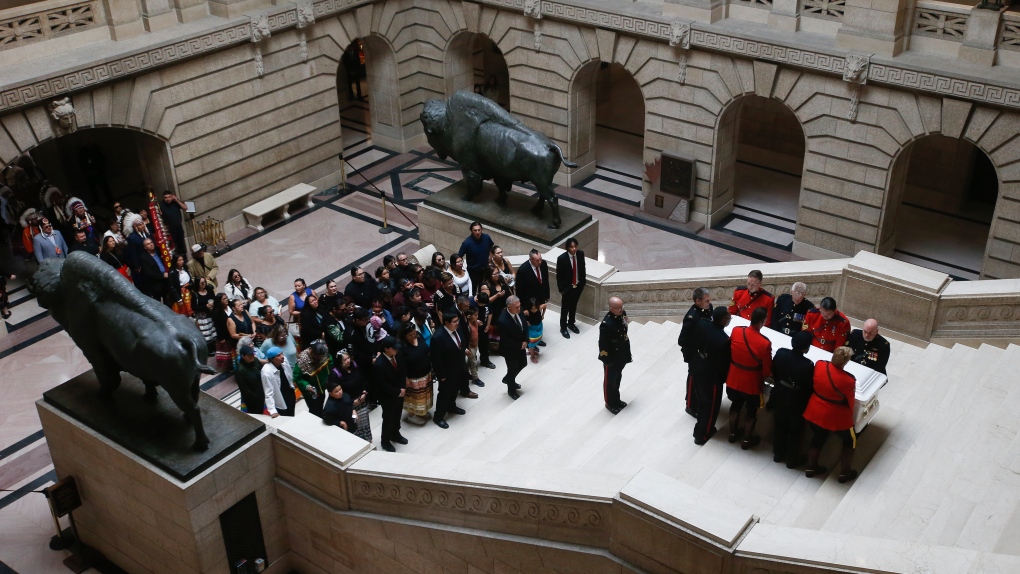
[329,349,372,442]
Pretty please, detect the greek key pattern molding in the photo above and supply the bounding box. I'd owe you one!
[4,0,1020,114]
[0,0,372,114]
[351,479,605,528]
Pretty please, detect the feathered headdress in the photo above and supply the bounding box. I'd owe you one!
[122,212,144,234]
[65,196,87,218]
[19,207,38,228]
[41,184,62,208]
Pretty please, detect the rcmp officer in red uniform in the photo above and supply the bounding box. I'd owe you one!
[770,281,813,335]
[728,270,774,325]
[803,346,859,483]
[725,307,772,450]
[677,287,713,418]
[802,297,850,352]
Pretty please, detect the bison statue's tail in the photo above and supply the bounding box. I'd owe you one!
[181,332,217,376]
[550,144,579,169]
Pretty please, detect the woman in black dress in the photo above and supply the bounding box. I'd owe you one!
[299,293,323,345]
[212,293,233,368]
[329,349,372,442]
[398,322,433,424]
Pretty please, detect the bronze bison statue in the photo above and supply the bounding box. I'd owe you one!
[420,91,578,228]
[30,251,216,451]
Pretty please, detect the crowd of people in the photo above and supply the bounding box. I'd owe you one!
[603,269,891,483]
[223,221,590,453]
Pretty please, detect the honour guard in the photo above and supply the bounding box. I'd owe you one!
[771,282,813,335]
[725,307,772,450]
[846,318,890,375]
[690,307,732,446]
[802,297,850,352]
[678,287,713,418]
[598,297,632,415]
[728,270,774,325]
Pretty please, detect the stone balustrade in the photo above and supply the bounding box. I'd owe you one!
[267,412,1020,573]
[0,0,100,50]
[513,247,1020,342]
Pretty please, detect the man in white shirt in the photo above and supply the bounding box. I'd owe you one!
[261,347,296,417]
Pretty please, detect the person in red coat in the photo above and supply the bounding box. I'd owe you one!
[725,307,772,450]
[803,346,859,483]
[728,270,773,325]
[802,297,851,352]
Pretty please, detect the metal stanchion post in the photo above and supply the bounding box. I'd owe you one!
[379,190,394,234]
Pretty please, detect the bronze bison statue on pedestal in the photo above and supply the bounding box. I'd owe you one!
[30,251,216,451]
[420,91,578,229]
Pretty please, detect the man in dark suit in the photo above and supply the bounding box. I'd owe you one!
[372,336,407,451]
[515,249,550,346]
[555,238,586,338]
[690,307,732,446]
[430,310,468,428]
[496,295,528,400]
[138,237,169,302]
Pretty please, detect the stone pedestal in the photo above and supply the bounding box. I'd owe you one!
[418,181,599,259]
[37,372,286,573]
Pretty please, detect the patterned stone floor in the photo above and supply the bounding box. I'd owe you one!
[0,102,997,571]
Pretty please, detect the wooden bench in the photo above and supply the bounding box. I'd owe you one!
[242,183,316,231]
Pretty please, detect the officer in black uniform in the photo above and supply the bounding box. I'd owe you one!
[846,318,891,375]
[690,307,731,445]
[678,287,713,418]
[771,282,813,336]
[769,331,816,467]
[598,296,632,415]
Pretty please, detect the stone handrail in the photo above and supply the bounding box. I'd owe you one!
[520,247,1020,342]
[1000,10,1020,51]
[269,413,1020,574]
[801,0,847,22]
[0,0,100,51]
[912,0,971,42]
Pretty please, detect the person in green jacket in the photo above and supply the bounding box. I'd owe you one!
[293,340,331,418]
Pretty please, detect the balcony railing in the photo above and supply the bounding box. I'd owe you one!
[802,0,846,22]
[913,1,971,42]
[0,0,99,51]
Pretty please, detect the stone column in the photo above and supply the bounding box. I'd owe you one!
[958,6,1008,67]
[172,0,209,23]
[836,0,912,56]
[139,0,176,32]
[769,0,801,32]
[663,0,726,23]
[100,0,145,40]
[208,0,273,19]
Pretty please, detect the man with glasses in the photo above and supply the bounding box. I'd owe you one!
[32,218,69,263]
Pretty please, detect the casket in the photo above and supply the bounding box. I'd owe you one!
[725,316,886,433]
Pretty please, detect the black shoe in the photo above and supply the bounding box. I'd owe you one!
[617,401,628,409]
[460,391,479,399]
[728,429,743,444]
[392,434,408,445]
[606,404,621,415]
[838,470,859,484]
[805,465,828,478]
[508,390,519,400]
[482,361,497,369]
[433,418,449,429]
[561,328,570,339]
[786,456,807,470]
[537,341,546,347]
[450,406,466,415]
[773,453,784,463]
[741,435,761,450]
[381,441,396,452]
[473,379,485,387]
[685,407,697,418]
[568,324,580,334]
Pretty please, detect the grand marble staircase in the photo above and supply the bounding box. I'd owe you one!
[231,310,1020,555]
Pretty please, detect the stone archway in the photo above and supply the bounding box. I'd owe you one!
[7,126,175,216]
[566,59,646,190]
[708,95,806,250]
[881,134,998,279]
[335,34,403,152]
[443,32,510,108]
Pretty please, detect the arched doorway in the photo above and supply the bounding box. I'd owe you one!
[443,32,509,108]
[335,35,403,154]
[24,127,174,215]
[881,134,996,280]
[710,96,805,250]
[568,60,645,199]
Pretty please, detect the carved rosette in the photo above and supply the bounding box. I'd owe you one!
[350,479,603,528]
[669,22,691,84]
[250,14,272,77]
[842,53,870,122]
[296,2,315,63]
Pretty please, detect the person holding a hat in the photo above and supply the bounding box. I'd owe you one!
[261,346,296,417]
[187,243,219,289]
[769,330,816,468]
